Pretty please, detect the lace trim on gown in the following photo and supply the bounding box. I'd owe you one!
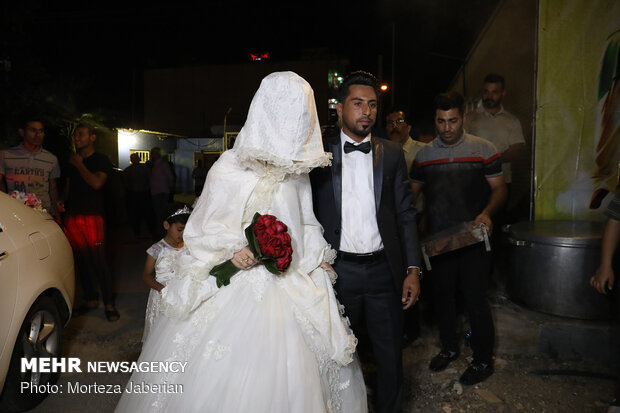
[235,145,331,177]
[277,276,358,413]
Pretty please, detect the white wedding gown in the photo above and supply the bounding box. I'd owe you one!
[115,150,368,413]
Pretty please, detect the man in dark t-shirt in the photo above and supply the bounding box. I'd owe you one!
[410,92,507,386]
[58,124,119,322]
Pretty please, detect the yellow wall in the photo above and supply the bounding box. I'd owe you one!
[535,0,620,219]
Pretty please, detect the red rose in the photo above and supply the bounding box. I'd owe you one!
[255,231,270,247]
[275,249,293,271]
[254,215,290,257]
[254,215,276,235]
[273,220,287,233]
[254,215,288,237]
[259,232,291,258]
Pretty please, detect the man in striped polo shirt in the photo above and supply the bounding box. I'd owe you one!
[0,117,60,214]
[410,91,507,385]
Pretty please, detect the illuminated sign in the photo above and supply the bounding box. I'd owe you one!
[250,53,269,61]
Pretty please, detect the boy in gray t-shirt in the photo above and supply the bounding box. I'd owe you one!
[0,119,60,213]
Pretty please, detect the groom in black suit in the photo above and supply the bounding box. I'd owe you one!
[310,71,421,413]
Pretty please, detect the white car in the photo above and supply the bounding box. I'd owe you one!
[0,192,75,412]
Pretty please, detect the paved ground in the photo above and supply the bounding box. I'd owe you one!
[24,221,619,413]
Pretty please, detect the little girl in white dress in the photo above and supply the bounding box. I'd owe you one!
[140,203,191,342]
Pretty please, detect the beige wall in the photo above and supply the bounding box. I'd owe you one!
[451,0,538,220]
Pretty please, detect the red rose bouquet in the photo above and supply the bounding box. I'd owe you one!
[209,212,293,287]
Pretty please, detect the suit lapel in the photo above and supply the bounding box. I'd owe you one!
[372,136,384,212]
[329,136,343,221]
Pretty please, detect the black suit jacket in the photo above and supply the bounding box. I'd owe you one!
[310,133,421,293]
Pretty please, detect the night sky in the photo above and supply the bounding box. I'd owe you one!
[1,1,499,135]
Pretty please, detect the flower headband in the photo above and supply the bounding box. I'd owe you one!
[167,205,191,220]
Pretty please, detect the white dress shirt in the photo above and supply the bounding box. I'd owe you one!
[339,131,384,253]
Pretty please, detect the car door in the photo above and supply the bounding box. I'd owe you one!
[0,220,18,359]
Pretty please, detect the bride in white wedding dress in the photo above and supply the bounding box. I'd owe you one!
[115,71,367,413]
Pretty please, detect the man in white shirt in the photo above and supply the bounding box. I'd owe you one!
[465,73,525,189]
[311,71,421,413]
[386,108,427,173]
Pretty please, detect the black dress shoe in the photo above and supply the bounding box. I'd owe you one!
[429,351,459,372]
[459,361,494,385]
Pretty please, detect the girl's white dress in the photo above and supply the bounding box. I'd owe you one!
[115,72,367,413]
[142,239,186,342]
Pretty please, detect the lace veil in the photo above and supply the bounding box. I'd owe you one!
[232,71,331,174]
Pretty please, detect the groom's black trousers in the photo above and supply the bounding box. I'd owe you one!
[333,255,403,413]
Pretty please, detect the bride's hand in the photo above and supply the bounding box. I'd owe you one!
[232,246,258,270]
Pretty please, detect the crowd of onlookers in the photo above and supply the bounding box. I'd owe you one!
[0,119,179,323]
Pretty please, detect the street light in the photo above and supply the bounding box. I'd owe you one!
[379,84,389,127]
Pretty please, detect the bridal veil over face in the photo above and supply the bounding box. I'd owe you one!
[179,72,333,278]
[233,71,331,173]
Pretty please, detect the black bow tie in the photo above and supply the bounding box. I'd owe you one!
[344,141,371,154]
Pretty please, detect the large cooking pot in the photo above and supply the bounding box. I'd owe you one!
[506,220,615,320]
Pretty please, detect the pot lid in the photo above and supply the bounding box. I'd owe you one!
[507,220,604,247]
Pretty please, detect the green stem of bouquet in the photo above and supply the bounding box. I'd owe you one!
[209,260,239,288]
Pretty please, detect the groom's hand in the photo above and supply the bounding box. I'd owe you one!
[311,262,337,284]
[318,262,335,273]
[402,268,421,310]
